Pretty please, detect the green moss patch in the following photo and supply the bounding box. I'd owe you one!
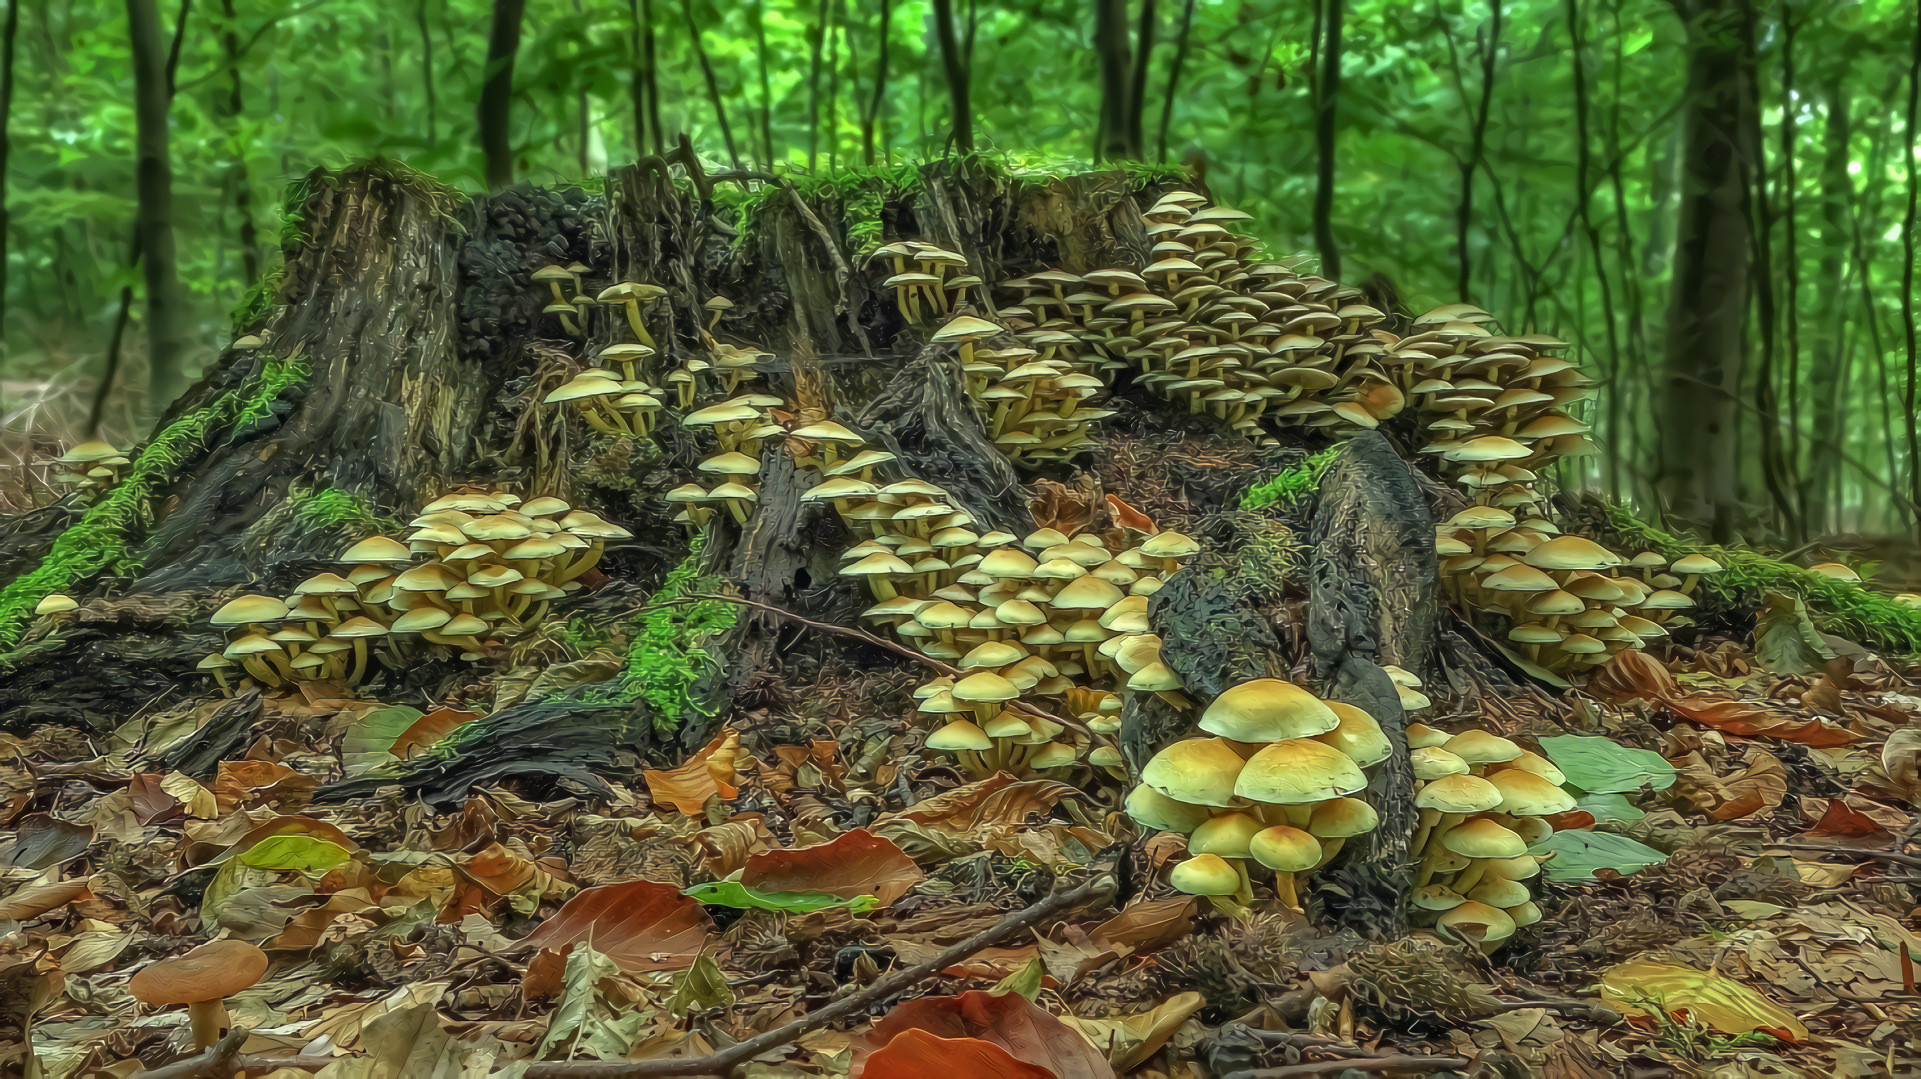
[585,532,740,732]
[1240,444,1344,511]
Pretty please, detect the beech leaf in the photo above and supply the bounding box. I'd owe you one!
[1599,959,1810,1043]
[740,829,923,907]
[520,879,713,973]
[1529,829,1668,882]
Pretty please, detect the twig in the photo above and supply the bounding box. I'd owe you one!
[662,593,1092,737]
[131,1028,332,1078]
[1223,1055,1473,1078]
[1767,841,1921,870]
[521,873,1114,1077]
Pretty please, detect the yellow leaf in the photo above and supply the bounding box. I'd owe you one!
[161,772,219,818]
[1059,991,1204,1071]
[1598,960,1809,1043]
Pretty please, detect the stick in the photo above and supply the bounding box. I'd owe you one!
[131,1028,332,1078]
[521,873,1114,1078]
[1223,1055,1472,1078]
[1766,841,1921,870]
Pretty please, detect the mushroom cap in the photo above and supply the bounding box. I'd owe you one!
[1468,876,1533,909]
[1170,853,1242,897]
[1188,811,1267,859]
[1411,747,1470,781]
[1523,535,1624,572]
[1436,900,1517,946]
[1125,785,1214,834]
[212,594,291,625]
[1249,825,1322,873]
[1198,679,1340,742]
[1442,730,1523,767]
[1807,561,1860,582]
[925,719,994,752]
[931,315,1001,343]
[951,672,1020,703]
[1440,818,1528,859]
[1445,436,1531,462]
[1485,768,1577,816]
[1309,796,1380,839]
[1413,884,1467,911]
[34,594,79,615]
[1234,739,1368,805]
[1139,531,1200,560]
[1052,575,1126,610]
[1314,702,1392,767]
[1670,553,1723,575]
[1509,749,1568,786]
[1141,737,1248,808]
[59,439,123,463]
[129,939,268,1005]
[1126,660,1185,692]
[1415,773,1503,814]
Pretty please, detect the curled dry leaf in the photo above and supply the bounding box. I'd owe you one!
[0,875,93,921]
[740,828,924,906]
[858,1028,1056,1079]
[213,759,321,813]
[644,728,742,815]
[1599,958,1810,1043]
[520,879,713,972]
[1059,991,1204,1071]
[854,990,1118,1079]
[390,706,482,759]
[1592,651,1857,747]
[1089,896,1196,953]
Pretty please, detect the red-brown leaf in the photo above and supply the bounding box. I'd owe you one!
[644,729,742,815]
[741,829,923,906]
[854,991,1117,1079]
[520,879,713,972]
[858,1029,1056,1079]
[1804,799,1893,840]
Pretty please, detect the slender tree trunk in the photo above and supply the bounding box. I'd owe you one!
[862,0,890,163]
[127,0,191,413]
[1125,0,1155,157]
[931,0,971,152]
[1,0,19,354]
[1156,0,1195,160]
[418,0,436,148]
[1093,0,1132,159]
[1739,0,1795,538]
[827,0,844,167]
[753,0,775,164]
[807,0,829,168]
[1778,8,1801,519]
[1805,78,1852,532]
[680,0,740,170]
[1312,0,1343,280]
[220,0,258,287]
[1654,0,1754,538]
[1903,6,1921,515]
[1455,0,1500,301]
[1566,0,1621,492]
[478,0,527,189]
[163,0,189,94]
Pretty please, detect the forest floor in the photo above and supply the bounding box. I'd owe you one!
[1,459,1918,1079]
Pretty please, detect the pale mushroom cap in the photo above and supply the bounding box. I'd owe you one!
[211,594,291,625]
[1314,702,1391,767]
[1309,796,1380,839]
[1522,535,1625,572]
[931,315,1001,342]
[1442,730,1523,766]
[1436,900,1517,945]
[1468,877,1533,909]
[1188,811,1267,859]
[34,594,78,615]
[1141,737,1248,808]
[1411,746,1471,780]
[1441,818,1528,859]
[1170,853,1242,897]
[1671,553,1723,575]
[951,671,1020,703]
[341,536,413,564]
[1486,768,1577,816]
[1416,773,1503,814]
[1199,679,1341,742]
[1234,739,1368,804]
[1249,825,1322,873]
[128,939,268,1005]
[925,719,994,752]
[1807,561,1860,582]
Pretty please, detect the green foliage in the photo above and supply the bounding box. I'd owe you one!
[681,881,879,914]
[1240,444,1344,510]
[1539,734,1678,795]
[0,356,310,653]
[585,532,740,731]
[1604,504,1921,653]
[1528,829,1669,882]
[287,485,403,536]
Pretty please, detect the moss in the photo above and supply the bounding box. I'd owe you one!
[288,485,403,536]
[584,531,740,732]
[1602,503,1921,653]
[1240,444,1344,510]
[0,356,310,651]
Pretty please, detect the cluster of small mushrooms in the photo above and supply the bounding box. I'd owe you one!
[51,439,130,502]
[199,488,629,692]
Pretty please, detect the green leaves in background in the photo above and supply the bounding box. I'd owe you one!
[1529,829,1669,883]
[1541,734,1677,795]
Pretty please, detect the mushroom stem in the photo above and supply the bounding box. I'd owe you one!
[623,300,653,346]
[186,999,232,1050]
[348,639,370,685]
[1272,869,1300,911]
[1450,859,1493,897]
[1408,808,1443,857]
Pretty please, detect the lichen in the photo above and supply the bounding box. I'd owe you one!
[1240,444,1344,510]
[1601,503,1921,653]
[583,531,740,732]
[0,356,310,651]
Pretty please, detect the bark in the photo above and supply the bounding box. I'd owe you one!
[1,0,19,350]
[931,0,972,152]
[679,0,740,170]
[128,0,192,414]
[1654,0,1754,540]
[478,0,527,189]
[221,0,259,287]
[1093,0,1132,160]
[862,0,890,164]
[1805,79,1852,532]
[1156,0,1195,160]
[1903,8,1921,513]
[1311,0,1343,281]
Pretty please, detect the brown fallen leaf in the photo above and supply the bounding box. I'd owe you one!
[740,828,924,906]
[1803,798,1894,841]
[1059,991,1204,1071]
[857,1028,1056,1079]
[1592,651,1857,746]
[645,728,742,814]
[520,879,713,972]
[1089,896,1196,953]
[854,990,1117,1079]
[0,875,92,921]
[390,707,481,759]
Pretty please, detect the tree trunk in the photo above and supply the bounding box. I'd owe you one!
[1654,0,1754,540]
[1805,78,1852,533]
[1093,0,1132,160]
[931,0,972,153]
[1312,0,1343,281]
[128,0,192,414]
[478,0,527,189]
[1,0,19,351]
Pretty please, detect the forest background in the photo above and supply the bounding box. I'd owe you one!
[1,0,1918,560]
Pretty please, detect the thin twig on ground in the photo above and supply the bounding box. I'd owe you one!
[1767,841,1921,870]
[131,1028,332,1078]
[520,872,1114,1078]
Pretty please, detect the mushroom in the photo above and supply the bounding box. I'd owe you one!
[1249,825,1321,910]
[128,939,268,1049]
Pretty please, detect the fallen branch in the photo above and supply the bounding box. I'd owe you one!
[1223,1055,1473,1078]
[1767,841,1921,871]
[521,872,1115,1078]
[131,1028,332,1078]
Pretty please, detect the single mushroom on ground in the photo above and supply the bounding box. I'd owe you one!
[128,939,268,1049]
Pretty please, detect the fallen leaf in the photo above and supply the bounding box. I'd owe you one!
[1089,896,1196,952]
[740,829,923,907]
[0,875,92,921]
[520,879,713,973]
[1803,799,1893,841]
[1528,830,1667,882]
[854,990,1117,1079]
[1754,592,1836,675]
[537,941,646,1062]
[1059,991,1204,1071]
[1539,735,1676,795]
[665,952,733,1017]
[857,1028,1056,1079]
[1708,750,1788,821]
[1599,959,1810,1043]
[391,707,482,759]
[645,729,741,814]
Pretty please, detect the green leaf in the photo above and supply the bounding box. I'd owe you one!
[1753,592,1836,675]
[340,705,426,777]
[1574,791,1646,823]
[237,835,355,876]
[665,952,734,1017]
[538,942,646,1062]
[681,880,879,915]
[992,957,1047,1002]
[1529,830,1668,882]
[1539,735,1677,794]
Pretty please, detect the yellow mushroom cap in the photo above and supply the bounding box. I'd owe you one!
[952,672,1021,704]
[1198,679,1340,742]
[34,594,78,615]
[1188,811,1267,859]
[211,594,290,625]
[1309,796,1380,839]
[1416,773,1503,814]
[1411,746,1470,781]
[1141,737,1248,808]
[1443,730,1523,767]
[1125,785,1215,834]
[1436,900,1517,946]
[1249,826,1322,873]
[1441,818,1529,859]
[1233,739,1367,805]
[1485,768,1577,816]
[1314,702,1391,767]
[925,719,993,752]
[1170,853,1242,897]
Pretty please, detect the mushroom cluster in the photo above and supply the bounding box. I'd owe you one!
[53,440,131,501]
[1404,724,1578,950]
[199,488,630,693]
[1130,680,1387,916]
[873,241,981,324]
[931,313,1115,466]
[543,352,665,438]
[663,394,789,529]
[531,262,598,338]
[1435,508,1721,673]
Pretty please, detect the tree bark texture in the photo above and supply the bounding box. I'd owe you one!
[479,0,527,189]
[1654,0,1753,540]
[127,0,192,414]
